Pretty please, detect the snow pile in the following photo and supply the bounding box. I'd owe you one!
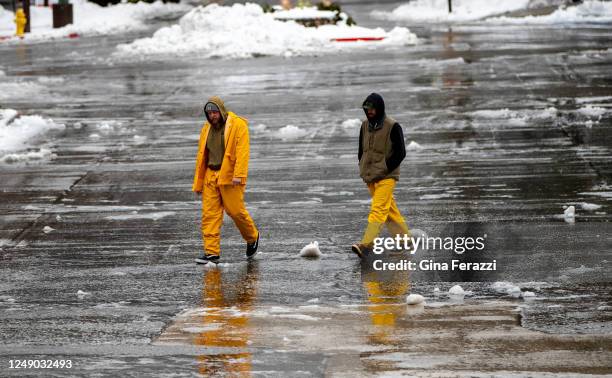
[0,0,190,42]
[375,0,612,24]
[373,0,530,22]
[0,109,65,164]
[299,241,322,258]
[490,0,612,24]
[116,3,418,59]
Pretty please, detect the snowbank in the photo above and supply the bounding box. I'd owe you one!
[0,0,190,42]
[373,0,530,22]
[0,109,65,163]
[374,0,612,24]
[489,0,612,24]
[116,3,418,59]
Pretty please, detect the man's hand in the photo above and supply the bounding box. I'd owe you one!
[232,178,242,186]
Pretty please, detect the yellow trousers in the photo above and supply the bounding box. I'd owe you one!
[361,178,411,245]
[201,169,258,256]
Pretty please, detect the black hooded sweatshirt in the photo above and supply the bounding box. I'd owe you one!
[358,93,406,174]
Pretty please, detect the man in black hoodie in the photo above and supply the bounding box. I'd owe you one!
[351,93,411,258]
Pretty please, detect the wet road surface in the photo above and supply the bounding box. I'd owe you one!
[1,1,611,376]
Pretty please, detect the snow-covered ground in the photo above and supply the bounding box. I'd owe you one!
[374,0,612,24]
[489,0,612,24]
[0,0,190,42]
[115,3,418,59]
[373,0,532,23]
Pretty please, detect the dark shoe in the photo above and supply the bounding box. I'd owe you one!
[195,254,220,265]
[246,233,259,259]
[351,243,370,259]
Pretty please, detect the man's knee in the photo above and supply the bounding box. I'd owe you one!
[226,206,247,220]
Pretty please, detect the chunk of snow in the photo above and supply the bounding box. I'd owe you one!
[43,226,55,234]
[76,290,90,297]
[564,205,575,218]
[406,141,424,151]
[341,118,362,129]
[448,285,465,296]
[406,294,425,305]
[299,241,322,258]
[0,110,65,155]
[581,202,602,211]
[522,291,536,298]
[276,125,310,141]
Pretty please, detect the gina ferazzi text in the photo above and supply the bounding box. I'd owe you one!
[372,259,497,272]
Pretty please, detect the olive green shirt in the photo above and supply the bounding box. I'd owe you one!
[206,124,225,167]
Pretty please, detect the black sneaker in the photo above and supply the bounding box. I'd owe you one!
[195,254,220,265]
[351,243,370,259]
[246,233,259,259]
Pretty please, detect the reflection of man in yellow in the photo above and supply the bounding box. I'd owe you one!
[362,267,410,345]
[195,263,259,376]
[352,93,411,258]
[192,96,259,265]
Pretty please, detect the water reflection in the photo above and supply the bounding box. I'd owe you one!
[361,253,414,345]
[195,262,259,376]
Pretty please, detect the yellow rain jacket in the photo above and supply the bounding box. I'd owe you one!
[192,97,250,192]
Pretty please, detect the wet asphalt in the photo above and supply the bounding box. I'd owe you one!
[0,1,611,376]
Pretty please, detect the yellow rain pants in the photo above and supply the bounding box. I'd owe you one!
[201,169,258,256]
[361,178,411,246]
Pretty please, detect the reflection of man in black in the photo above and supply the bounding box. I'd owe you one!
[195,262,259,376]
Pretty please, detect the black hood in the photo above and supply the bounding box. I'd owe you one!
[363,92,385,129]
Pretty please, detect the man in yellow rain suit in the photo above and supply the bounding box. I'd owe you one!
[352,93,411,258]
[193,96,259,264]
